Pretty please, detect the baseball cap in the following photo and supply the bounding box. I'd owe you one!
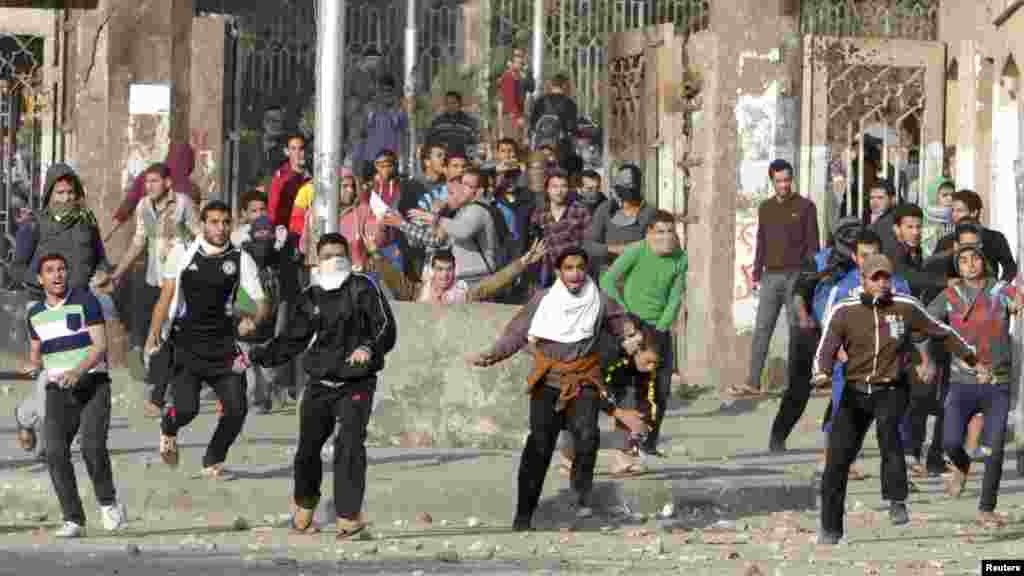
[861,254,893,278]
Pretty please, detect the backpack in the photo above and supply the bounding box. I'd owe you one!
[470,201,512,272]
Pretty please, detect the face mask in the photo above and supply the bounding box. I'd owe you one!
[316,256,352,291]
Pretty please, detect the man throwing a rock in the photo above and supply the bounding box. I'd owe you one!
[249,233,397,540]
[470,246,640,530]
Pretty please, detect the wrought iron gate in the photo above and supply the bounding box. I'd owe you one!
[799,35,946,242]
[492,0,709,120]
[0,32,44,262]
[198,0,464,202]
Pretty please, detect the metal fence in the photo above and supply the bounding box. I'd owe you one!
[493,0,710,119]
[800,0,938,41]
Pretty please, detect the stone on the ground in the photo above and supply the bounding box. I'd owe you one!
[466,516,481,528]
[435,549,460,563]
[232,516,249,531]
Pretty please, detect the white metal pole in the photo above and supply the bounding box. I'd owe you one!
[531,0,545,99]
[316,0,345,235]
[404,0,417,176]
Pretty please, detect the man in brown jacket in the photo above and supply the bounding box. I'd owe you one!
[812,254,977,544]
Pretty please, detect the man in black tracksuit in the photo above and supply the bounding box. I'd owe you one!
[812,254,977,544]
[250,233,397,540]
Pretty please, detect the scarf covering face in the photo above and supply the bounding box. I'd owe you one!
[315,257,353,291]
[50,204,97,228]
[527,277,602,344]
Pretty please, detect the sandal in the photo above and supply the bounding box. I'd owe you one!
[726,384,762,397]
[335,518,367,541]
[143,401,163,419]
[611,463,649,477]
[159,434,179,468]
[197,463,236,482]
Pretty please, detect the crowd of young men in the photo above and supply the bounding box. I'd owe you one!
[746,158,1024,544]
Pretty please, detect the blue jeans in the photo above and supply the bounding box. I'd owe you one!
[943,382,1010,511]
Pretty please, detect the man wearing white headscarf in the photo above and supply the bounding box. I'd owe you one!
[470,246,642,530]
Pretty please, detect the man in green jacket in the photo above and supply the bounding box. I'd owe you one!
[600,210,687,455]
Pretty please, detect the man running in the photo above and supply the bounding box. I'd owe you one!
[470,246,638,529]
[813,254,976,544]
[149,200,268,478]
[249,233,396,539]
[25,253,125,537]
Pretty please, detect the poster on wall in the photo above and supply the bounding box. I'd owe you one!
[734,83,783,334]
[124,83,172,189]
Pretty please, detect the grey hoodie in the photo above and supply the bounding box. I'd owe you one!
[12,163,110,290]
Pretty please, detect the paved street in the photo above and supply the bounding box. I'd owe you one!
[0,371,1021,575]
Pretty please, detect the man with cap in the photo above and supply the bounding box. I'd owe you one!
[738,159,819,397]
[925,242,1023,525]
[813,254,977,544]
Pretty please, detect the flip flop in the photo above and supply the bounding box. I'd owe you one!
[289,509,318,534]
[335,522,367,541]
[726,384,763,397]
[610,463,649,478]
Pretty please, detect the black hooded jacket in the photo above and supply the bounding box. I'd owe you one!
[12,164,109,291]
[251,273,397,383]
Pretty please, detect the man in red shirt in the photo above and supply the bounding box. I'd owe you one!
[499,48,530,144]
[268,134,310,234]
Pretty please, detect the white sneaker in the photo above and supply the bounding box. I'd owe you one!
[55,521,84,538]
[100,502,125,531]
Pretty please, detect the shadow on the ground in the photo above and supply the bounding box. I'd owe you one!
[684,398,769,418]
[230,452,490,480]
[0,523,53,535]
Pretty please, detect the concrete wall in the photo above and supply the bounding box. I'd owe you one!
[369,302,532,449]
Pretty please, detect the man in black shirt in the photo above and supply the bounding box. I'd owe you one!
[931,190,1017,283]
[250,233,397,540]
[149,201,268,479]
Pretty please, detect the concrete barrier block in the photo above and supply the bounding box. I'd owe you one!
[370,303,532,449]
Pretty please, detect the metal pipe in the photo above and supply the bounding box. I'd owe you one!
[404,0,417,176]
[316,0,345,235]
[531,0,545,97]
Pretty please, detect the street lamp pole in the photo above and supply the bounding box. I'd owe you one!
[531,0,545,99]
[404,0,418,176]
[315,0,345,235]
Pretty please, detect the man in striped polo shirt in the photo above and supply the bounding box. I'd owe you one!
[26,252,125,538]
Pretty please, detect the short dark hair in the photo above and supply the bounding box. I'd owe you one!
[648,210,676,229]
[854,229,883,251]
[952,189,983,214]
[201,200,231,222]
[35,252,67,274]
[431,250,456,267]
[955,221,983,243]
[375,149,397,162]
[445,91,462,102]
[870,178,896,198]
[893,203,924,226]
[143,162,171,179]
[937,180,956,193]
[768,159,793,178]
[555,245,589,269]
[551,74,569,89]
[580,169,600,182]
[286,133,306,147]
[240,190,267,211]
[317,232,349,256]
[497,138,519,153]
